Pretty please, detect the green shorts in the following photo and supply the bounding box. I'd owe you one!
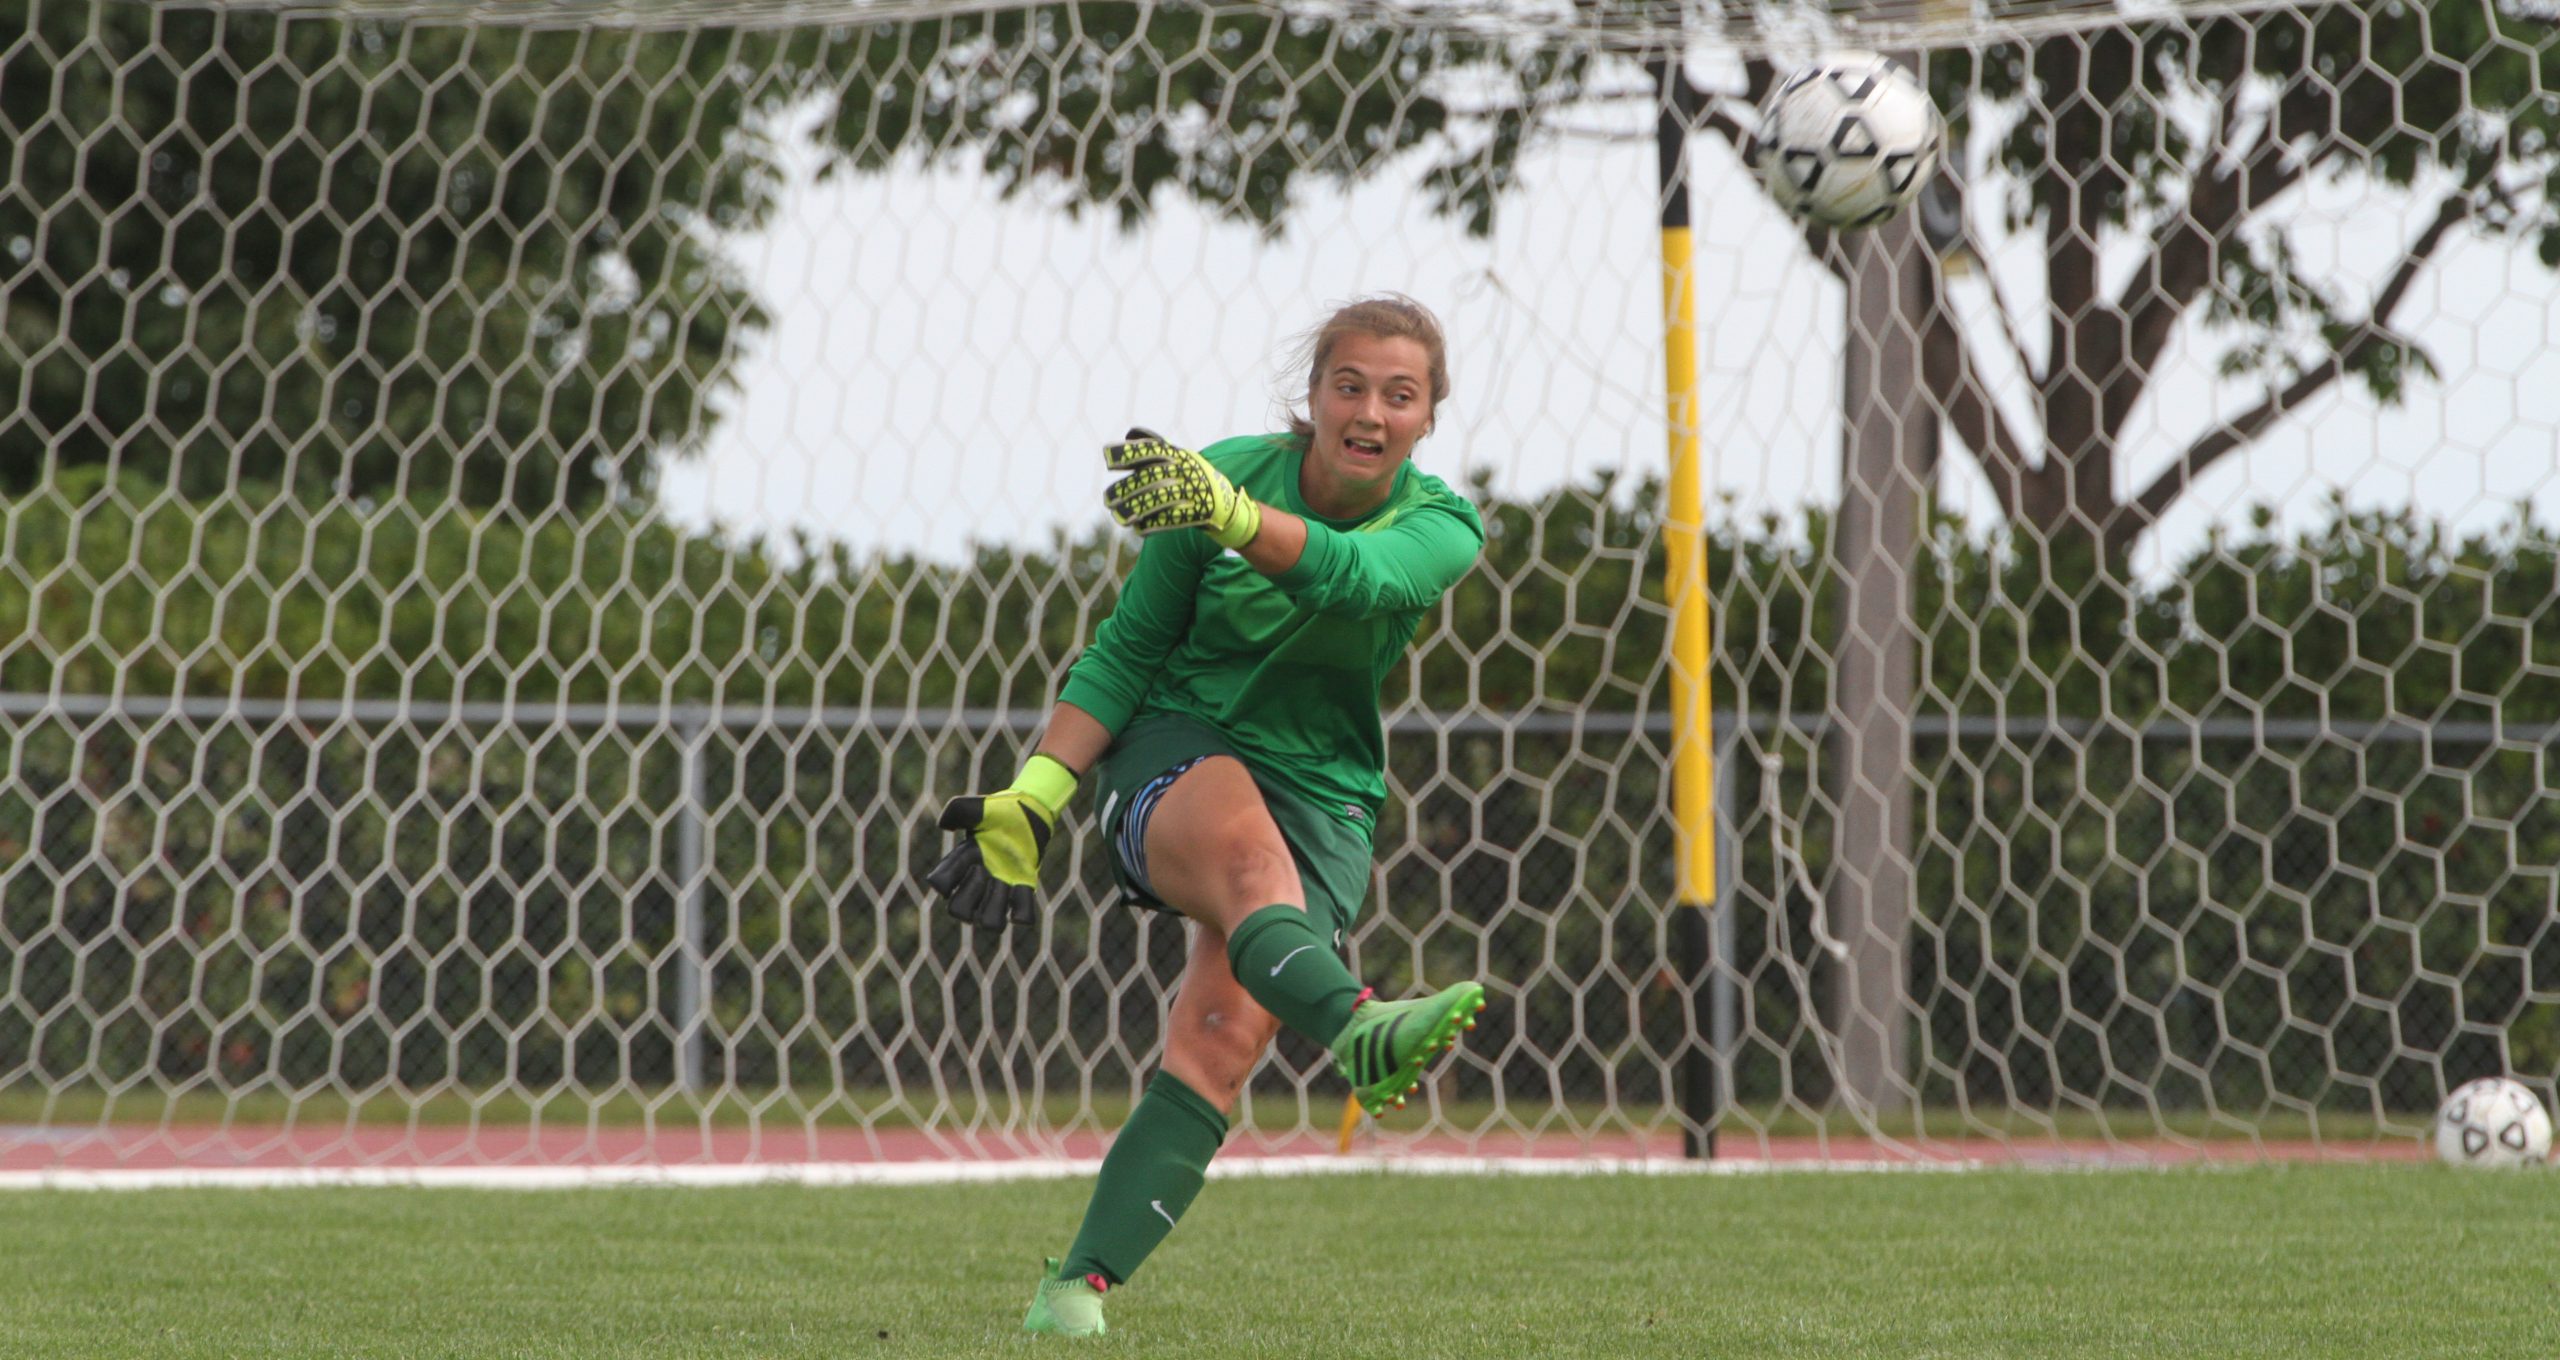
[1092,714,1375,944]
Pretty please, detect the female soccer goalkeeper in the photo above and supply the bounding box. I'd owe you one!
[925,294,1487,1339]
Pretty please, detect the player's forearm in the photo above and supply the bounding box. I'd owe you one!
[1260,511,1480,618]
[1035,702,1113,777]
[1234,503,1308,576]
[1055,529,1206,731]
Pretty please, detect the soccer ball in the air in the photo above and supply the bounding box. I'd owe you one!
[1750,51,1946,230]
[2432,1076,2553,1168]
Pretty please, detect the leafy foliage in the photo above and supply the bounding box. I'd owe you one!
[803,2,1596,235]
[0,2,791,509]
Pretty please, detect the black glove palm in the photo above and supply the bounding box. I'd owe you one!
[925,761,1071,932]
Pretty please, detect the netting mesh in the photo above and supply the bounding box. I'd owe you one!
[2,0,2556,1168]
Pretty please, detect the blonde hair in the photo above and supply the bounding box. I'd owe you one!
[1283,294,1451,440]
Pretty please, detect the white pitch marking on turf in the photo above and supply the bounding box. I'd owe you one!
[0,1155,1993,1192]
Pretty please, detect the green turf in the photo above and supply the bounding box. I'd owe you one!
[3,1167,2554,1357]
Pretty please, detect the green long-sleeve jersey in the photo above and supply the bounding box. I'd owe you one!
[1057,433,1486,828]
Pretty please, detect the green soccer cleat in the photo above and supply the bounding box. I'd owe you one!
[1330,981,1486,1117]
[1022,1257,1108,1339]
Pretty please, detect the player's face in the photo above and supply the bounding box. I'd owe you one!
[1302,331,1434,518]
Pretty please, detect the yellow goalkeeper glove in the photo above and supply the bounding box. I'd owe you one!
[1102,427,1264,549]
[925,754,1077,932]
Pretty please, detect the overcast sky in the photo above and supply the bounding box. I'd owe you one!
[659,91,2560,584]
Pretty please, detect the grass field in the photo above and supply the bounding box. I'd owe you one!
[5,1166,2555,1358]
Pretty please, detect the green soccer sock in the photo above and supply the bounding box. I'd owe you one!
[1224,903,1366,1046]
[1060,1070,1229,1287]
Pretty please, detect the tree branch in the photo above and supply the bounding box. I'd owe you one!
[2128,189,2472,530]
[1548,127,1668,145]
[2107,87,2307,446]
[1439,81,1654,121]
[1698,103,1751,148]
[1923,269,2035,520]
[1974,238,2043,391]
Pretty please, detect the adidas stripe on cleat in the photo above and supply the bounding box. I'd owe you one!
[1328,981,1486,1117]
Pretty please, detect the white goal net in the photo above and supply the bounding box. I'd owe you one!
[2,0,2555,1172]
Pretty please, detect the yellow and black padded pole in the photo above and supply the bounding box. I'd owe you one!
[1653,50,1719,1160]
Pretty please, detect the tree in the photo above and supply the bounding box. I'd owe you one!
[1908,4,2559,571]
[800,1,1598,235]
[0,1,790,510]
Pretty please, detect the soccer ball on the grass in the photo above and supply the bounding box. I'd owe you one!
[2432,1076,2553,1168]
[1750,50,1946,230]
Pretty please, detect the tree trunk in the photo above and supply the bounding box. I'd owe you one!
[1824,211,1934,1115]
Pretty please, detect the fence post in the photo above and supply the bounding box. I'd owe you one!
[1712,717,1739,1118]
[674,707,709,1096]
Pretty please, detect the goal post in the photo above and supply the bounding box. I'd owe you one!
[1,0,2556,1172]
[1650,42,1723,1158]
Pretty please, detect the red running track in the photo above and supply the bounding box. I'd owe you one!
[0,1122,2429,1172]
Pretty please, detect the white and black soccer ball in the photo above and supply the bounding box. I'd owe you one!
[2432,1076,2553,1168]
[1751,51,1946,230]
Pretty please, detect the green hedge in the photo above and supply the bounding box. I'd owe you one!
[3,469,2556,1112]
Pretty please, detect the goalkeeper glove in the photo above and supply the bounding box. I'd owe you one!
[1102,427,1264,549]
[925,754,1078,932]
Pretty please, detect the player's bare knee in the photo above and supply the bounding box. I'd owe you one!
[1193,1023,1269,1106]
[1193,1023,1252,1098]
[1166,1018,1266,1112]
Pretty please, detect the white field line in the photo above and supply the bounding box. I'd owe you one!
[0,1154,1993,1192]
